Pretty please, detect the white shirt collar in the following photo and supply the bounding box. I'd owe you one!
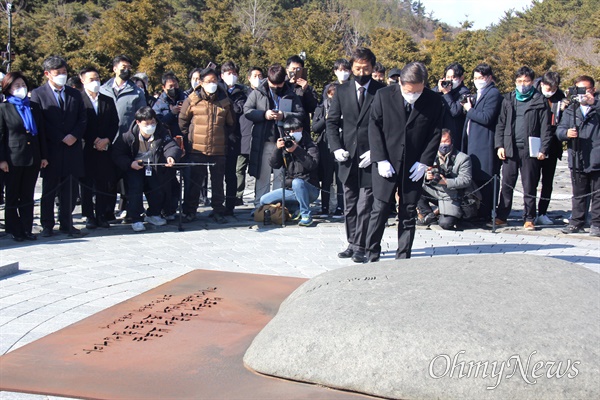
[112,79,127,91]
[355,80,371,91]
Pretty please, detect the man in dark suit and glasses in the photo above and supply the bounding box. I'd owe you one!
[31,56,87,236]
[326,47,385,263]
[366,62,444,261]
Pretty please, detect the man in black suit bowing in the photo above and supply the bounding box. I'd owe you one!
[31,56,87,236]
[366,62,444,261]
[79,67,120,230]
[326,47,385,263]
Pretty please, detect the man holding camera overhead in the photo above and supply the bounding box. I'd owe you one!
[258,117,319,227]
[286,55,319,135]
[557,75,600,237]
[434,62,471,151]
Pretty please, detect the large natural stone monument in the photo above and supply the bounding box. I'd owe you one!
[244,255,599,400]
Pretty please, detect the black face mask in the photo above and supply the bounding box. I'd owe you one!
[167,88,179,99]
[354,74,370,86]
[438,144,453,156]
[119,69,131,81]
[273,86,285,96]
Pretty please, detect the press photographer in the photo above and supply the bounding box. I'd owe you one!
[434,62,471,150]
[417,130,478,230]
[557,75,600,237]
[258,117,320,227]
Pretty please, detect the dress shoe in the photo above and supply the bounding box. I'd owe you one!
[24,232,37,241]
[85,217,98,230]
[368,255,380,263]
[11,234,25,242]
[96,218,110,229]
[59,226,81,235]
[337,248,354,258]
[41,228,53,237]
[352,251,367,263]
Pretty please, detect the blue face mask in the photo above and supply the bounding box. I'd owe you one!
[438,144,453,155]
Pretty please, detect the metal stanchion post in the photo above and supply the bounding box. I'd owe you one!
[280,166,286,228]
[492,174,498,233]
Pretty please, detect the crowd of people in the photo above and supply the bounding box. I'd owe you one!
[0,49,598,260]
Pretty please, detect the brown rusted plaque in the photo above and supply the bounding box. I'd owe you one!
[0,270,374,399]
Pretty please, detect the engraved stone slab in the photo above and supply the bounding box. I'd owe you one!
[0,270,373,399]
[244,255,600,400]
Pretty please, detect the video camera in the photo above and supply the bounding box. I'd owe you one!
[441,80,453,89]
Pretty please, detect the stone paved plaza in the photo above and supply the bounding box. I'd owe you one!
[0,157,598,400]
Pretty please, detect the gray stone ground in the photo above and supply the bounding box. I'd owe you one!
[0,156,598,400]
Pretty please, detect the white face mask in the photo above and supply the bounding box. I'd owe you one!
[335,70,350,82]
[191,80,201,90]
[223,74,238,87]
[84,81,101,94]
[401,91,422,105]
[11,87,27,100]
[474,79,489,91]
[52,74,68,87]
[140,124,156,135]
[250,77,261,89]
[203,82,218,94]
[542,89,556,98]
[291,131,303,142]
[452,79,461,89]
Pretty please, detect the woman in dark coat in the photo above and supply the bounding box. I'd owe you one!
[0,72,48,241]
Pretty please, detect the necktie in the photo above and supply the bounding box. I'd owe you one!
[54,89,64,110]
[405,102,412,115]
[358,87,365,111]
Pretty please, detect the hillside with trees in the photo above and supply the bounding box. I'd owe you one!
[0,0,597,93]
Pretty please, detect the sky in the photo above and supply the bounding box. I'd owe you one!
[419,0,535,30]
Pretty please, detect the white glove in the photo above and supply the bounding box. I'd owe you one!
[377,160,395,178]
[358,150,371,168]
[334,149,350,162]
[409,161,427,181]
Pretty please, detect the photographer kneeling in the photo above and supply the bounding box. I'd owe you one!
[259,117,320,227]
[417,129,476,230]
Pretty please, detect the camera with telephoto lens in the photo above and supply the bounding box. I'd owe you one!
[566,86,587,104]
[441,80,453,89]
[459,93,475,105]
